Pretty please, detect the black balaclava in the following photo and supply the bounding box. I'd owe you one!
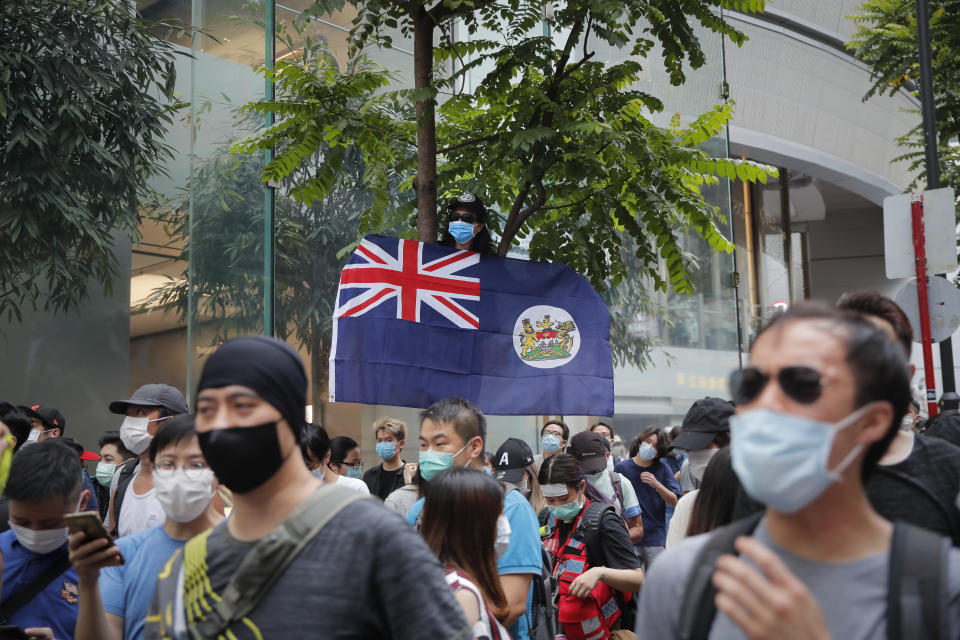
[197,336,307,438]
[196,336,307,493]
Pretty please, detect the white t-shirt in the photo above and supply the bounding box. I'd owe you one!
[665,489,698,548]
[445,569,511,640]
[334,475,370,494]
[117,466,166,537]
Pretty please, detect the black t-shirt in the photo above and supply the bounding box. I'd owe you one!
[866,434,960,545]
[362,464,405,501]
[555,507,642,571]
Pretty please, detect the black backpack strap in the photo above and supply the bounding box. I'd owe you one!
[0,551,71,623]
[609,471,624,513]
[887,522,948,640]
[109,458,139,537]
[677,512,763,640]
[574,502,617,570]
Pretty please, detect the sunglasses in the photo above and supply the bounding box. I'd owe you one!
[729,366,823,405]
[449,212,479,223]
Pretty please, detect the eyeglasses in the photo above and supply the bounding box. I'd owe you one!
[729,366,823,406]
[154,460,211,480]
[449,212,479,223]
[340,462,362,470]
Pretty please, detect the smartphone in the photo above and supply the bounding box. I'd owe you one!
[65,511,124,564]
[0,625,29,639]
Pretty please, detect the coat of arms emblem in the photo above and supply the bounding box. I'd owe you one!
[513,305,580,368]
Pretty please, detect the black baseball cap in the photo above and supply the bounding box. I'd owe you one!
[670,397,735,451]
[446,192,486,221]
[568,431,608,474]
[109,383,188,415]
[493,438,533,484]
[20,404,66,432]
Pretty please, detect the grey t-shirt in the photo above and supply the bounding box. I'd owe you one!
[635,518,960,639]
[150,497,469,639]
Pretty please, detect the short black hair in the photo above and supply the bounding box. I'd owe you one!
[756,301,910,479]
[0,403,32,453]
[542,419,569,441]
[301,423,330,461]
[328,436,359,466]
[590,421,614,438]
[420,397,486,448]
[149,415,197,463]
[836,290,913,358]
[97,430,134,460]
[5,440,82,503]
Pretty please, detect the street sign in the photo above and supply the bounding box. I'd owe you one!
[895,275,960,343]
[883,187,957,278]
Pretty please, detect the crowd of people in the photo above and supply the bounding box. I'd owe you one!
[1,288,960,639]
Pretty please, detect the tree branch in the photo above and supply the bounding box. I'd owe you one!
[498,175,547,255]
[437,131,506,154]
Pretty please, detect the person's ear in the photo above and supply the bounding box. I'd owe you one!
[323,450,332,469]
[855,402,895,445]
[8,435,16,449]
[398,439,405,450]
[468,436,484,460]
[78,489,90,511]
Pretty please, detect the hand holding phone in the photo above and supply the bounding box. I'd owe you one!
[66,511,124,569]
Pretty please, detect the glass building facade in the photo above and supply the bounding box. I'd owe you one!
[3,1,920,466]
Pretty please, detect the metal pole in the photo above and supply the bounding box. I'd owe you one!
[912,195,938,417]
[914,0,955,393]
[264,1,276,336]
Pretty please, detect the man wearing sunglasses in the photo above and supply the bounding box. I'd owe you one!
[634,301,960,639]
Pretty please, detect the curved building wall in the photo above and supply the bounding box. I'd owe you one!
[724,9,920,202]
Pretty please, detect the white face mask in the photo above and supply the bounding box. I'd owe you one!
[495,515,512,559]
[153,468,216,523]
[11,493,83,554]
[25,429,41,445]
[120,416,167,455]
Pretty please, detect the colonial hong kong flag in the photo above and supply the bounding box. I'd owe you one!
[329,235,614,416]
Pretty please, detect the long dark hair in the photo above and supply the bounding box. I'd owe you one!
[686,447,740,537]
[538,453,614,508]
[328,436,358,467]
[421,467,507,617]
[630,427,669,459]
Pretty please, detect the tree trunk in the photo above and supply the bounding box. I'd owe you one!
[413,7,438,244]
[311,333,330,427]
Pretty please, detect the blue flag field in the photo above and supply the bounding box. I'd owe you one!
[329,235,614,416]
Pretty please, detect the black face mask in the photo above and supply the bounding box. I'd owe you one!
[197,421,284,494]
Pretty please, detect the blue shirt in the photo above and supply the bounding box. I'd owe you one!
[100,524,187,640]
[0,530,79,640]
[615,458,682,547]
[407,488,542,640]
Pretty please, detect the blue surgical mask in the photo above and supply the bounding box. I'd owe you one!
[638,442,657,461]
[345,465,363,479]
[376,442,397,460]
[541,434,561,453]
[730,405,872,514]
[448,220,477,244]
[419,441,470,481]
[548,498,583,522]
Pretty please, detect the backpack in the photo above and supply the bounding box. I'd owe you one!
[528,543,557,640]
[677,513,949,640]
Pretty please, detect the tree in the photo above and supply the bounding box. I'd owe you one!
[848,0,960,196]
[0,0,183,322]
[237,0,777,302]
